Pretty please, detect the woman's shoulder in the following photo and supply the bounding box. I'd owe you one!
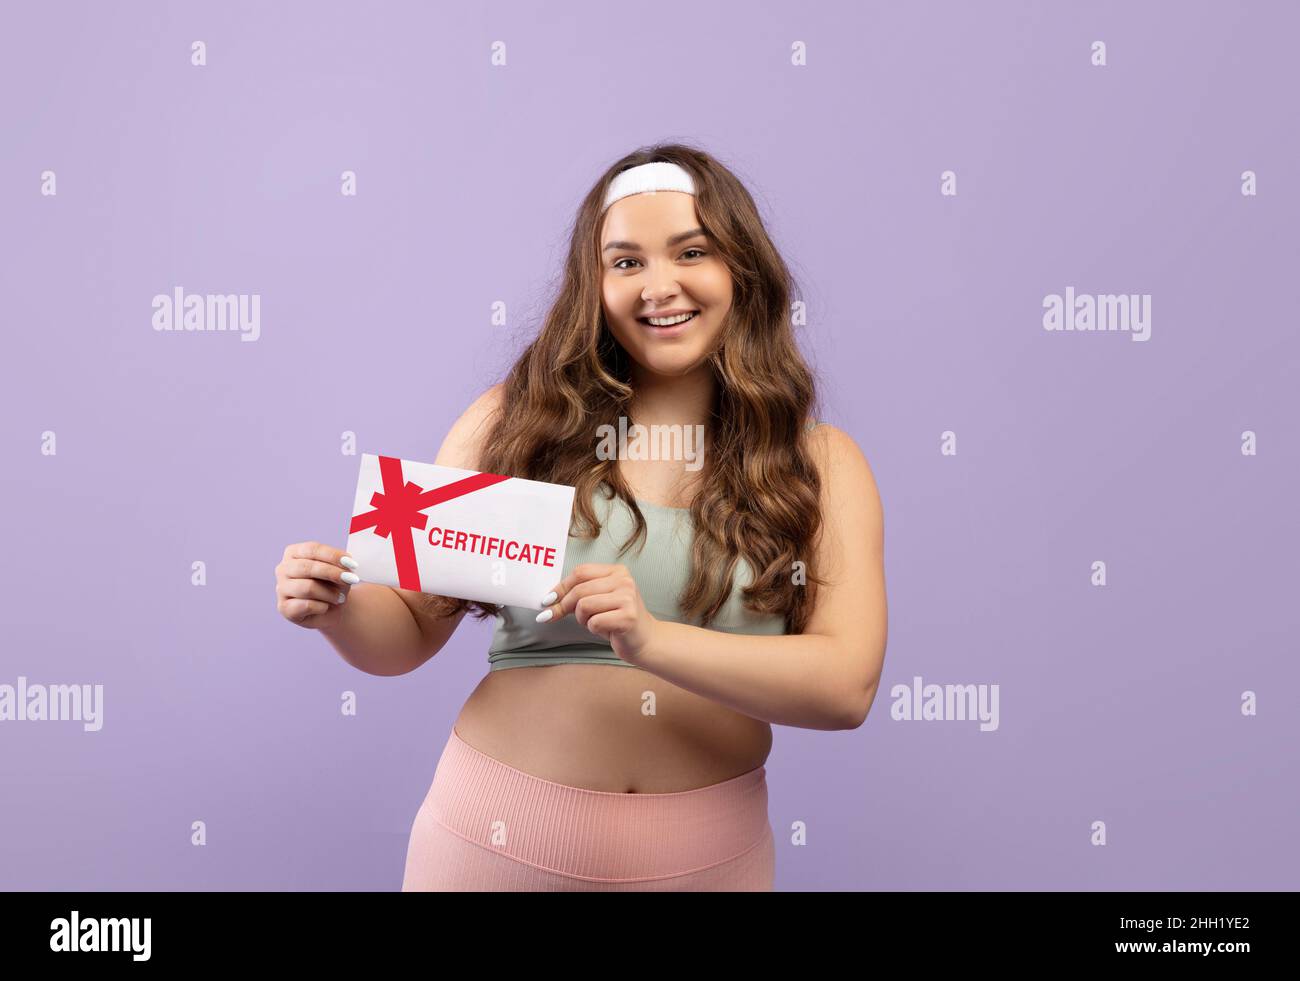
[475,381,508,418]
[803,420,876,493]
[434,382,507,471]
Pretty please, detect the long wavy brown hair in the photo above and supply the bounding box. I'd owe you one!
[426,142,827,633]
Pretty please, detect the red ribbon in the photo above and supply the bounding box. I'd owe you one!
[349,455,511,591]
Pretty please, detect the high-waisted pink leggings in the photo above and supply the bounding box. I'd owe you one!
[402,726,775,891]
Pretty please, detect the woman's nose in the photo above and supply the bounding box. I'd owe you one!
[642,278,681,301]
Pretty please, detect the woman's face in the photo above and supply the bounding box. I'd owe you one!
[599,190,732,377]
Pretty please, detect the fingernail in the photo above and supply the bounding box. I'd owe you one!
[341,571,360,585]
[540,590,557,606]
[337,592,346,604]
[340,556,359,571]
[535,609,553,624]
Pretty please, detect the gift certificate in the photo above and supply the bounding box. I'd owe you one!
[345,454,577,610]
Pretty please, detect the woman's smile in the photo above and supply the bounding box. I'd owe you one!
[637,310,700,337]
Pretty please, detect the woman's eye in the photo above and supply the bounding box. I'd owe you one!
[613,249,706,271]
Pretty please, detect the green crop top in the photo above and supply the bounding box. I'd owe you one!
[486,419,824,670]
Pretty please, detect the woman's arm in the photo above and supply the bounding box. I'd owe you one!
[317,382,505,676]
[636,424,886,729]
[540,424,887,730]
[318,584,462,677]
[637,624,870,730]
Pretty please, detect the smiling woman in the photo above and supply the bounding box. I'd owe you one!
[290,143,888,892]
[602,208,731,355]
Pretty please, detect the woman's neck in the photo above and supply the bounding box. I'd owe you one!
[628,363,715,428]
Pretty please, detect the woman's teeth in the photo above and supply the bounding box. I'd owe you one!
[642,312,697,327]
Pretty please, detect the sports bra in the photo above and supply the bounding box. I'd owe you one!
[486,419,824,670]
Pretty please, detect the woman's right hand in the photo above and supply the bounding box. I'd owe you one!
[275,541,361,630]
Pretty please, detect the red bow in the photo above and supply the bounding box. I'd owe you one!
[349,456,510,591]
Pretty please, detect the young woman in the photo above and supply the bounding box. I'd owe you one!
[274,144,888,891]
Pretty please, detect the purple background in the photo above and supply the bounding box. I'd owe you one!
[2,0,1296,890]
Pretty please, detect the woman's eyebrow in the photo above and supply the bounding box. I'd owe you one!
[602,227,706,252]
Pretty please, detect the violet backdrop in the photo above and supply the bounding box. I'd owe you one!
[1,0,1296,889]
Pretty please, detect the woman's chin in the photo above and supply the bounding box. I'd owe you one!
[637,352,708,377]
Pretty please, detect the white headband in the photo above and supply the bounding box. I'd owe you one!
[601,162,696,213]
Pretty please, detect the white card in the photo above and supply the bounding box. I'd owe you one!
[345,453,576,610]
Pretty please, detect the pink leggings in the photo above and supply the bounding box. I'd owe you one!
[402,726,775,891]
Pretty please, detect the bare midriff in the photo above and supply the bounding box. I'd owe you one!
[451,663,773,794]
[449,455,776,794]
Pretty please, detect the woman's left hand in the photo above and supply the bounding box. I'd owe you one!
[536,563,662,665]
